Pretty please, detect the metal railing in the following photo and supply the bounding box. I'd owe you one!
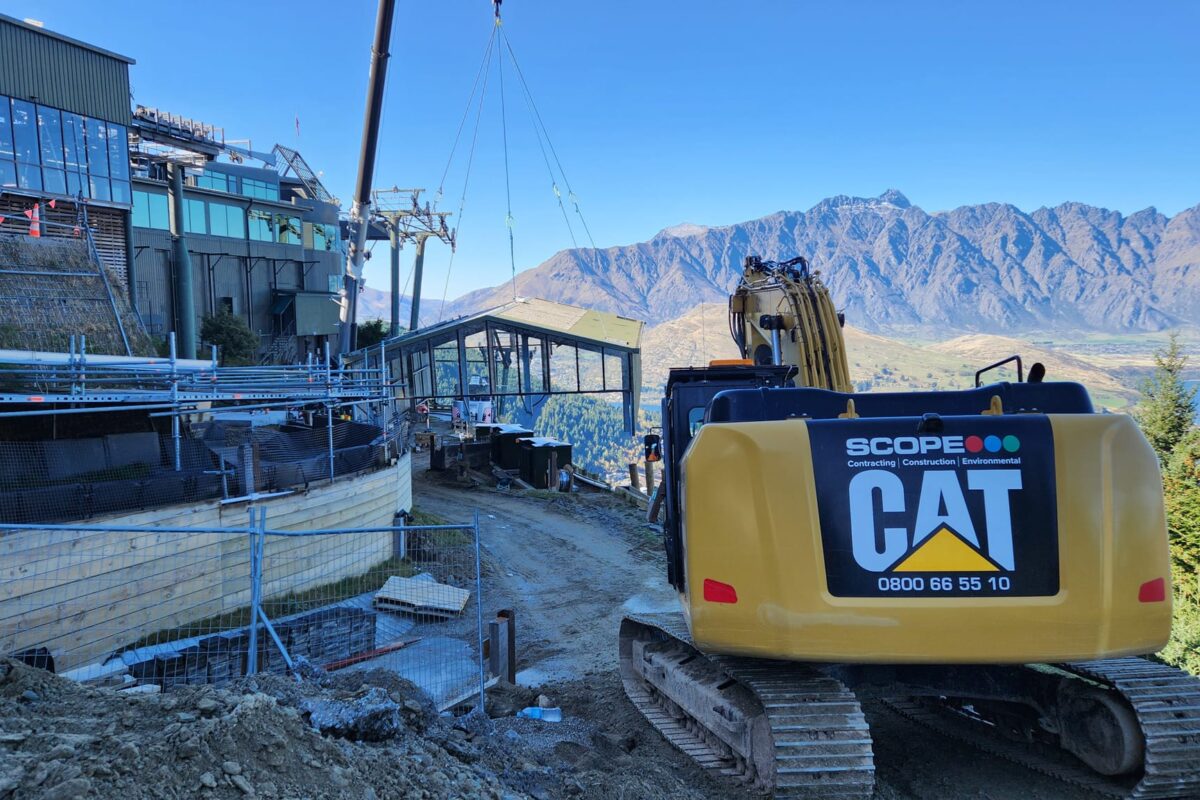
[0,508,494,713]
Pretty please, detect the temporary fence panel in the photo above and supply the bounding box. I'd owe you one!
[0,511,487,713]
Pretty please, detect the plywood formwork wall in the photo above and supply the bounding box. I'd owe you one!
[0,455,413,672]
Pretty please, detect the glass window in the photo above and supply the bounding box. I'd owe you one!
[62,112,85,171]
[132,190,150,228]
[276,214,301,245]
[688,407,705,436]
[11,100,39,166]
[110,179,130,205]
[184,198,207,234]
[66,170,87,197]
[549,340,579,392]
[434,341,461,399]
[36,106,64,168]
[209,203,227,237]
[207,202,244,238]
[90,175,110,201]
[0,160,15,189]
[85,117,108,177]
[194,169,232,192]
[311,222,339,251]
[519,334,547,393]
[147,193,169,229]
[248,208,273,241]
[0,99,12,158]
[224,204,244,238]
[106,122,128,181]
[241,177,279,201]
[578,348,604,392]
[42,167,66,195]
[18,163,41,191]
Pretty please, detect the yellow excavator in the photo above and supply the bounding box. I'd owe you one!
[620,255,1200,798]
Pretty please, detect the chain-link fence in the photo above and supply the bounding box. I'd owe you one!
[0,420,401,525]
[0,509,494,712]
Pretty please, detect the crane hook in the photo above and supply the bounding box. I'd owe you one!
[494,0,502,20]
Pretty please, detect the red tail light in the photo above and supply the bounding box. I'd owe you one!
[1138,577,1166,603]
[703,579,738,604]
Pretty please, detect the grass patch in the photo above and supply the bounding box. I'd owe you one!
[123,553,418,653]
[408,507,474,548]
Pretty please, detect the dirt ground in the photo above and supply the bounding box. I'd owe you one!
[411,454,1098,800]
[0,452,1103,800]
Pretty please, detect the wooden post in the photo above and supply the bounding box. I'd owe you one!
[628,463,641,492]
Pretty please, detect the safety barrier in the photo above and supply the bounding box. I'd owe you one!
[0,509,492,712]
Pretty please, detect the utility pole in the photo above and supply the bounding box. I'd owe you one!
[372,187,455,336]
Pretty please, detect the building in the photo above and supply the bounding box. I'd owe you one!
[128,120,346,363]
[0,13,345,362]
[0,13,134,278]
[349,297,644,433]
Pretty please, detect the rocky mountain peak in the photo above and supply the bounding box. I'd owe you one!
[440,191,1200,336]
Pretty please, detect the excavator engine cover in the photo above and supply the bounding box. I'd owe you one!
[678,383,1172,664]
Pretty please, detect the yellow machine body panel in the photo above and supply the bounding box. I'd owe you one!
[680,412,1171,664]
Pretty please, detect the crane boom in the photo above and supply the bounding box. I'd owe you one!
[338,0,397,355]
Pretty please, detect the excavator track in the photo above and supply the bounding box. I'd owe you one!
[884,658,1200,799]
[620,613,875,798]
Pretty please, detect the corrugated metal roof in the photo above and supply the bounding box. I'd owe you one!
[393,297,643,351]
[490,298,642,348]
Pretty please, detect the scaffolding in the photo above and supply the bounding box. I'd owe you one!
[0,334,406,521]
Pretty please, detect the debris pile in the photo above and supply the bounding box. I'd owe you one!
[0,659,515,800]
[0,658,725,800]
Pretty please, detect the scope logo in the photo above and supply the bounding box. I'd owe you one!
[845,434,1021,456]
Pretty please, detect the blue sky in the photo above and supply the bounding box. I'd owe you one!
[5,1,1198,301]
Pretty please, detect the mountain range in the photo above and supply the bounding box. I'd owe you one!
[441,190,1200,336]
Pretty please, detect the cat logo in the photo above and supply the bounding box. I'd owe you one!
[848,469,1020,573]
[810,415,1059,598]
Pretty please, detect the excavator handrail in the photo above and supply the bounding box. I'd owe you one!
[974,354,1024,386]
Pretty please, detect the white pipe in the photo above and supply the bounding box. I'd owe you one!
[0,349,213,371]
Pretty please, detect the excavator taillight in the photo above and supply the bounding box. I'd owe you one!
[1138,578,1166,603]
[703,579,738,604]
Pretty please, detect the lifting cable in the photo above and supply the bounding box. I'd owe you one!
[499,26,599,252]
[495,11,518,301]
[434,0,600,319]
[435,23,499,322]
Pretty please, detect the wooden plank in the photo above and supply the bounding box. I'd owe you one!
[1,530,229,602]
[374,575,469,616]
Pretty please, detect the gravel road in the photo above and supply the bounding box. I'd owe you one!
[412,456,1097,800]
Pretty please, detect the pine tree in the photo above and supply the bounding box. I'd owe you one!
[1166,429,1200,595]
[1135,335,1198,462]
[200,312,260,366]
